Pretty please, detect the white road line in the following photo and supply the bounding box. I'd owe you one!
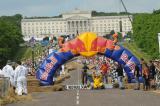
[76,68,80,105]
[76,100,79,105]
[76,90,80,105]
[77,95,79,99]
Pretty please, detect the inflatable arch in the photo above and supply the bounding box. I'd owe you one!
[36,32,142,86]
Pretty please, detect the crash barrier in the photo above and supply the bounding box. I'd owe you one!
[154,60,160,89]
[155,71,160,89]
[65,85,90,90]
[153,60,160,71]
[0,77,10,98]
[65,84,114,90]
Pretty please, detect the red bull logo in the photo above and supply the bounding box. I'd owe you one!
[60,32,117,57]
[41,56,57,80]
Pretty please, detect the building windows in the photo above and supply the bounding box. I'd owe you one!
[22,15,132,38]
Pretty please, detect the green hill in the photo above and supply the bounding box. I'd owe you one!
[13,44,44,62]
[123,42,151,61]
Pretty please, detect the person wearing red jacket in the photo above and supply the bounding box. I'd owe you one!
[100,61,109,84]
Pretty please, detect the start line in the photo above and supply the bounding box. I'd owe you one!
[65,84,90,90]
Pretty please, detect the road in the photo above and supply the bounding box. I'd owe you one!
[6,66,160,106]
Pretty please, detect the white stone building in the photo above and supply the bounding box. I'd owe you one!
[21,10,132,41]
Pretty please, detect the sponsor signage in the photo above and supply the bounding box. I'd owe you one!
[65,85,90,90]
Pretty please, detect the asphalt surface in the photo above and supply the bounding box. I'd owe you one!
[6,66,160,106]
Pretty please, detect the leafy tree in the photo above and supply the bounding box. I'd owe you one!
[0,14,23,68]
[153,9,160,14]
[132,12,160,59]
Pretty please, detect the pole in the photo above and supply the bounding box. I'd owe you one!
[119,19,122,32]
[120,0,132,24]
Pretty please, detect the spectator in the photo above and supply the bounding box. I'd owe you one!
[2,60,15,87]
[116,64,125,89]
[100,61,109,84]
[149,60,156,89]
[134,65,140,90]
[60,65,65,75]
[142,63,150,91]
[14,61,28,95]
[92,72,104,89]
[82,63,89,85]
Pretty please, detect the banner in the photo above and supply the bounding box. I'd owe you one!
[37,32,142,86]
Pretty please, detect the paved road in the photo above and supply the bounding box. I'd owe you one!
[62,67,81,85]
[6,67,160,106]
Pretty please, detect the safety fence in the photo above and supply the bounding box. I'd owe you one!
[153,60,160,89]
[0,77,10,98]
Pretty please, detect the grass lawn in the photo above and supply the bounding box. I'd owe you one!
[122,42,151,62]
[13,44,44,61]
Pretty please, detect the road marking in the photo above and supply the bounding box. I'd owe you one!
[76,100,79,105]
[76,69,80,105]
[77,95,79,99]
[76,90,79,105]
[65,84,90,90]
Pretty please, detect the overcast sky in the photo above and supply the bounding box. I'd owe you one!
[0,0,160,17]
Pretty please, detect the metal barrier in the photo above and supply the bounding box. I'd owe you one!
[153,60,160,89]
[155,70,160,89]
[0,77,10,98]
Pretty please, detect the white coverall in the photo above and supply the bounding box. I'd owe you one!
[14,65,28,95]
[0,69,4,77]
[60,65,65,75]
[2,65,15,86]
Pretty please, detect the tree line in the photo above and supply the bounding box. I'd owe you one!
[0,14,23,68]
[132,9,160,59]
[93,10,160,59]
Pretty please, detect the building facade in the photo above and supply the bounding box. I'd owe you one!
[21,10,132,41]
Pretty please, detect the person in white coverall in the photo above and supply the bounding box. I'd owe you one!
[14,61,28,95]
[60,65,65,75]
[0,69,4,77]
[2,62,15,86]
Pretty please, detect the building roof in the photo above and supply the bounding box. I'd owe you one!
[63,9,91,15]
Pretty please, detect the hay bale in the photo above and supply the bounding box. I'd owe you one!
[113,83,119,88]
[123,76,128,84]
[66,61,82,71]
[1,88,32,105]
[52,85,64,91]
[27,79,39,87]
[124,83,143,89]
[54,75,70,84]
[125,83,134,89]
